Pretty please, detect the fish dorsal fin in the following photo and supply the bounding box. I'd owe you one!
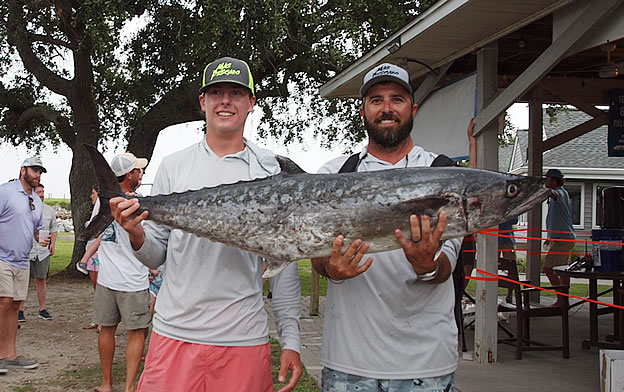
[276,155,306,175]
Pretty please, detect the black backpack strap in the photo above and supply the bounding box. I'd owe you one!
[338,153,361,173]
[430,154,456,167]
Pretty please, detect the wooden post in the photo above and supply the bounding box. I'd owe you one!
[474,42,499,364]
[527,88,544,302]
[310,268,320,316]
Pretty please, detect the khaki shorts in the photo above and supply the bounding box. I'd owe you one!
[0,260,29,301]
[543,240,575,268]
[30,255,50,279]
[93,284,151,330]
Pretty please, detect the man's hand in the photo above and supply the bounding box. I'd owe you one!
[324,235,373,280]
[109,197,148,251]
[467,118,477,168]
[49,243,55,256]
[276,349,303,392]
[394,213,447,275]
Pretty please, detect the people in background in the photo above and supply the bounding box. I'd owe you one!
[18,183,58,321]
[543,168,576,299]
[0,156,48,374]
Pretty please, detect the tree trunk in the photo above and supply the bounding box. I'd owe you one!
[67,139,99,277]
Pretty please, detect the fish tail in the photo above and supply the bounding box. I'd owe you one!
[79,144,126,241]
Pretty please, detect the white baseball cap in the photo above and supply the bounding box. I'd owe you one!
[21,156,47,173]
[360,63,412,98]
[110,152,148,177]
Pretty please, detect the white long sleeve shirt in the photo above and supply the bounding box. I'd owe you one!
[134,137,301,352]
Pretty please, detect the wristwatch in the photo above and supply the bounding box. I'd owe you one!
[418,261,440,282]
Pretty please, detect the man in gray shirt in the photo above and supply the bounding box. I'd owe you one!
[312,63,461,391]
[543,168,575,296]
[18,183,58,321]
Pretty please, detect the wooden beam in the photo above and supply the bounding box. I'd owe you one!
[543,113,608,151]
[541,82,606,118]
[473,0,621,137]
[310,268,320,316]
[529,77,624,105]
[526,88,543,302]
[474,42,499,365]
[412,61,454,106]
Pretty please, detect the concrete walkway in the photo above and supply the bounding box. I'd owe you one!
[267,294,613,391]
[266,296,325,382]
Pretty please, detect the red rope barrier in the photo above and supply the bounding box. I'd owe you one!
[478,230,623,247]
[472,268,624,310]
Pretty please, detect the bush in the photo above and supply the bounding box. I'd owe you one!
[46,198,71,211]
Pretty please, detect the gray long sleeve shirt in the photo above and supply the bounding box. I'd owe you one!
[317,145,461,379]
[134,137,301,352]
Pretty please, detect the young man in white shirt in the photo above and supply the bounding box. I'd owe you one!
[109,57,302,392]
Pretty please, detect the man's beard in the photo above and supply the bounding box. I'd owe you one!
[23,170,39,188]
[364,113,414,149]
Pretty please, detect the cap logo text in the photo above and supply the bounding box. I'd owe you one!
[211,62,241,80]
[372,65,399,78]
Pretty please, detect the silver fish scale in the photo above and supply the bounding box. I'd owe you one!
[137,167,549,268]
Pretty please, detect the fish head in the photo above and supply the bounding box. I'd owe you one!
[464,173,550,233]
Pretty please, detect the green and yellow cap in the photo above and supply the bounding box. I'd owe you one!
[199,57,255,96]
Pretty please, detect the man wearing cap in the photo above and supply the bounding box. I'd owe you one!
[0,157,47,374]
[311,63,461,391]
[93,151,150,392]
[543,168,576,292]
[109,57,302,392]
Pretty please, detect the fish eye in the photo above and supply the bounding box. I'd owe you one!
[506,183,519,197]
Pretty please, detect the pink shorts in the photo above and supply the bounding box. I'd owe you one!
[137,331,274,392]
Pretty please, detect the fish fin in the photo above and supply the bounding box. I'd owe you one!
[262,258,293,278]
[79,205,115,241]
[399,195,459,216]
[276,155,307,175]
[78,144,127,241]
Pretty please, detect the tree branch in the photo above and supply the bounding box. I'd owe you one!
[17,105,75,146]
[7,0,73,97]
[30,32,75,51]
[127,82,204,160]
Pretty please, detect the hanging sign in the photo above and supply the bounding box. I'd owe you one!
[609,89,624,157]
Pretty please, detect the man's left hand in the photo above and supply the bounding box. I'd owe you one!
[394,212,447,274]
[277,348,302,392]
[49,244,55,256]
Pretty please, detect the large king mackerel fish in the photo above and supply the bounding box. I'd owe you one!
[81,144,549,277]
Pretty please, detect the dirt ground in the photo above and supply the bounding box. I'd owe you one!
[1,275,133,392]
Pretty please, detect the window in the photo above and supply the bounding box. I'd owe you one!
[592,183,624,228]
[516,182,584,231]
[566,183,584,228]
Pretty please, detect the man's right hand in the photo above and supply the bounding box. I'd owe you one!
[109,197,148,251]
[319,235,373,280]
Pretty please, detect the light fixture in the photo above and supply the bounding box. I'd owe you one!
[386,36,401,54]
[599,42,620,78]
[599,63,620,78]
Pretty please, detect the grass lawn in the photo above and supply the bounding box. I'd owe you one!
[45,198,71,210]
[298,259,328,297]
[50,239,74,274]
